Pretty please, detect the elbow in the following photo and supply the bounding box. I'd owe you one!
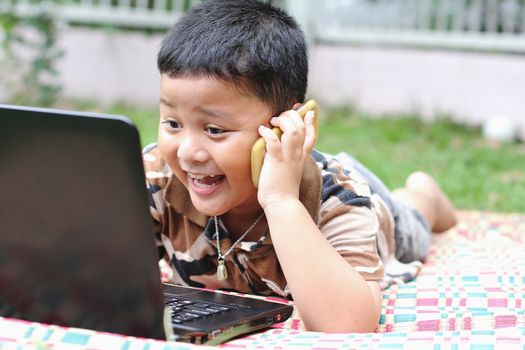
[297,278,383,333]
[303,312,380,333]
[304,322,378,334]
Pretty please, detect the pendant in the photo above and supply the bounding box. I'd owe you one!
[217,259,228,281]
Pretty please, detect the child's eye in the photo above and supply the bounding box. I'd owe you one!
[205,126,226,135]
[161,120,181,130]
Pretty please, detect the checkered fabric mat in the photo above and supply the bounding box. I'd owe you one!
[1,211,524,349]
[378,211,525,334]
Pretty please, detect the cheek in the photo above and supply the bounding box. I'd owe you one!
[222,144,253,180]
[157,131,179,169]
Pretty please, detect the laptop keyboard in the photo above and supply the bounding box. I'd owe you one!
[164,295,236,324]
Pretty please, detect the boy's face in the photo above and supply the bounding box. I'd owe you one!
[158,75,272,217]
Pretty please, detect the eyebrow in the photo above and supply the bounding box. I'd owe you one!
[159,98,174,107]
[159,99,234,119]
[197,107,233,119]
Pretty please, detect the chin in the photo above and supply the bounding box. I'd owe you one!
[191,199,228,217]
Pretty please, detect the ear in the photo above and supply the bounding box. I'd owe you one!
[292,102,302,110]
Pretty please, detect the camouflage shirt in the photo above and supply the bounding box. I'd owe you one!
[143,144,385,297]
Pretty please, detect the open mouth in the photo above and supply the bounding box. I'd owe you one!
[189,173,226,189]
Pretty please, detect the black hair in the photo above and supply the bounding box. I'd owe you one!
[157,0,308,114]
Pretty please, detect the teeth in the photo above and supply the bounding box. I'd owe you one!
[189,173,217,179]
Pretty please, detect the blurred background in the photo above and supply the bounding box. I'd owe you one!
[1,0,524,213]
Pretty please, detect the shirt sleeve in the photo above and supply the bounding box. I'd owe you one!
[315,152,384,281]
[142,143,171,260]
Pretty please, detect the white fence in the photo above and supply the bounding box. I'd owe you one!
[3,0,525,53]
[0,0,201,29]
[312,0,525,53]
[319,0,525,33]
[1,0,524,128]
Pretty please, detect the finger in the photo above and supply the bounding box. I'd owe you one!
[271,110,305,132]
[276,111,316,153]
[271,116,303,157]
[287,111,308,154]
[270,115,298,134]
[258,125,282,157]
[288,110,308,135]
[272,110,307,140]
[303,110,317,152]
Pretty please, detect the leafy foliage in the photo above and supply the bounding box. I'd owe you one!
[0,1,62,106]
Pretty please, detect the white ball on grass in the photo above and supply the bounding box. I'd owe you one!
[482,115,516,143]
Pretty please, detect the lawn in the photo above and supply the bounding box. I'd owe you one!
[89,102,524,214]
[317,107,525,214]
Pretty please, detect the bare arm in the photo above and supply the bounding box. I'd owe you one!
[265,199,381,332]
[257,109,382,332]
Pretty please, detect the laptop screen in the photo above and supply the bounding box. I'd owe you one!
[0,105,165,339]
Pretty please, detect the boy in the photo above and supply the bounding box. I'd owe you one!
[143,0,456,333]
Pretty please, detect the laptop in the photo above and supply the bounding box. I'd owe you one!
[0,104,293,345]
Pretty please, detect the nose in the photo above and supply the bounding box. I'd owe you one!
[176,133,210,164]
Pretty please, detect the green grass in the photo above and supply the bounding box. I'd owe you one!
[85,102,524,213]
[317,106,525,214]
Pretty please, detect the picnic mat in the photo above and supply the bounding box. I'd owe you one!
[1,210,524,349]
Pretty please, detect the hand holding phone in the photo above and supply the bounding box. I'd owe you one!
[250,99,318,188]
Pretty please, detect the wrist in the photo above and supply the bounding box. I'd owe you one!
[262,197,303,216]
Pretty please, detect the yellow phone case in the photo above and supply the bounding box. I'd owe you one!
[250,99,318,188]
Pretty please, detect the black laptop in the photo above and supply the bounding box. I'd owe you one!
[0,104,293,345]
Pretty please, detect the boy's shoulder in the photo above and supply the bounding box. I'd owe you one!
[142,143,172,189]
[312,150,372,200]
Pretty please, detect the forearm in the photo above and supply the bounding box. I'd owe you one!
[264,199,381,333]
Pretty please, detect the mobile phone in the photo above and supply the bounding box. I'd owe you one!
[250,99,318,188]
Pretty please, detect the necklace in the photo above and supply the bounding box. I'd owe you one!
[214,212,265,281]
